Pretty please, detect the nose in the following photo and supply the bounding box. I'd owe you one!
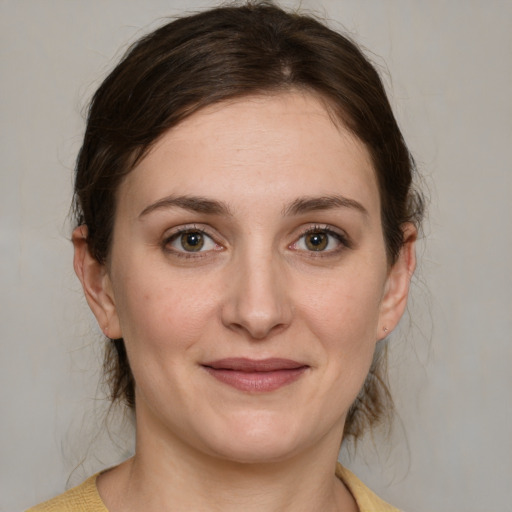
[221,249,292,340]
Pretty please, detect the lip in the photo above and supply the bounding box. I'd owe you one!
[202,358,309,392]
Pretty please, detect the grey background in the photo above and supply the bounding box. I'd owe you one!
[1,1,511,511]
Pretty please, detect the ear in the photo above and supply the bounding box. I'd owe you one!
[377,223,417,339]
[72,225,122,339]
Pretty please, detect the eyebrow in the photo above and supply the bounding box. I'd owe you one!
[138,193,368,219]
[138,195,233,218]
[282,195,368,217]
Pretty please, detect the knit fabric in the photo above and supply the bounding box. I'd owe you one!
[335,465,400,512]
[27,474,107,512]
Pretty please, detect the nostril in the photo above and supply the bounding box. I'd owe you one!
[227,319,289,341]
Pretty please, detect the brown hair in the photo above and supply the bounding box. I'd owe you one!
[74,1,424,440]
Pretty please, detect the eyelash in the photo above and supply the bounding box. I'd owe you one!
[162,224,350,258]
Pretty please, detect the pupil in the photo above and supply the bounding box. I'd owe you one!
[187,234,200,246]
[182,232,204,251]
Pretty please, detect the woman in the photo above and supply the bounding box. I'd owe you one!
[29,2,423,511]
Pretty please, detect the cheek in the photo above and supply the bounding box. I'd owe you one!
[298,263,385,370]
[303,269,383,336]
[112,262,220,357]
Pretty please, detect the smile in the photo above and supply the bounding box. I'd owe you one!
[202,358,309,392]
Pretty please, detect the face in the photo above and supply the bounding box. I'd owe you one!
[76,91,414,464]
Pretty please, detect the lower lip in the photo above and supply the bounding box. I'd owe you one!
[203,367,308,392]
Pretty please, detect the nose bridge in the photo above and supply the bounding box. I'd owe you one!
[222,239,290,339]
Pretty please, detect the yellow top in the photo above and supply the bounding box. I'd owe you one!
[27,463,400,512]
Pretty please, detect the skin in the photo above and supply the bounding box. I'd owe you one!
[73,91,416,512]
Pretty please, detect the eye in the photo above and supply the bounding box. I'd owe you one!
[166,229,219,253]
[292,227,347,253]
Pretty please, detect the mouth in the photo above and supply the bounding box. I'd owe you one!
[201,358,309,392]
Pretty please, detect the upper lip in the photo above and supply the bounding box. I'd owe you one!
[202,358,308,372]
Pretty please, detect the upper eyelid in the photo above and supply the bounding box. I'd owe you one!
[299,224,340,233]
[296,224,349,240]
[164,224,217,240]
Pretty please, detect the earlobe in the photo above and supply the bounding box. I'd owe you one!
[72,226,122,339]
[378,223,417,339]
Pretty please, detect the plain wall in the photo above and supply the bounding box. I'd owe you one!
[1,1,511,510]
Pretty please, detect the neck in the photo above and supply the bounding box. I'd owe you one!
[97,404,357,512]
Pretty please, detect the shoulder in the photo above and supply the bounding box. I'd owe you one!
[336,463,402,512]
[26,474,108,512]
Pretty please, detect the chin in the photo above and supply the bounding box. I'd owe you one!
[198,411,315,465]
[210,437,303,465]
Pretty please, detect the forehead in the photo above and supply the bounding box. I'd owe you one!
[119,91,380,219]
